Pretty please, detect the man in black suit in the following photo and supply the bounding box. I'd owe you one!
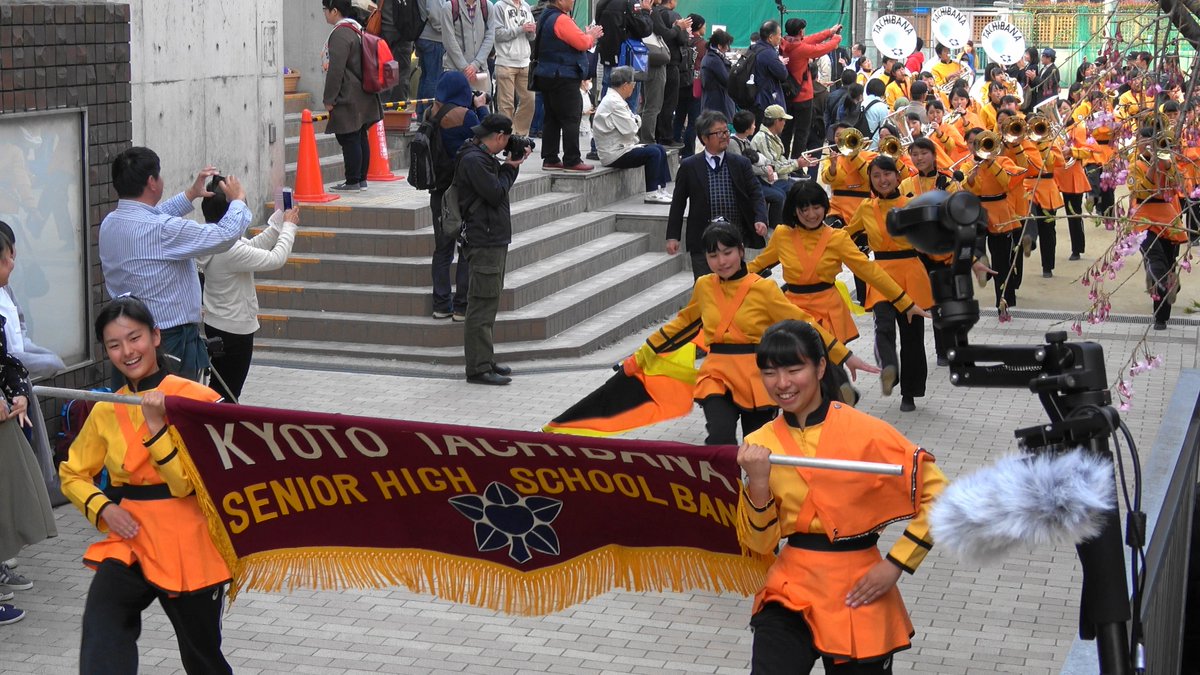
[666,110,768,278]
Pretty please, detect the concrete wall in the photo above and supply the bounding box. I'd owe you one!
[283,1,330,104]
[115,0,284,220]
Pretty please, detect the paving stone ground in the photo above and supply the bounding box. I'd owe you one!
[5,307,1194,674]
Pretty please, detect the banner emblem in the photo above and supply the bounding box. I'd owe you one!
[450,482,563,563]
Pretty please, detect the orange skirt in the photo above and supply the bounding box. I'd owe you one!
[694,351,773,411]
[84,495,231,593]
[753,543,914,661]
[867,257,933,310]
[1056,161,1090,194]
[785,286,859,344]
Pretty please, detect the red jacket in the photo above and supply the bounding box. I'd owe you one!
[781,30,842,103]
[905,52,925,75]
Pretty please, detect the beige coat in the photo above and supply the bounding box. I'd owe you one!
[322,23,383,135]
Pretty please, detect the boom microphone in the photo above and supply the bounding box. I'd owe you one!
[930,449,1116,567]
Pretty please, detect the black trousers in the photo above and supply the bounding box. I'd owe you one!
[690,250,711,280]
[806,91,827,178]
[1032,204,1058,273]
[750,602,895,674]
[873,302,926,398]
[540,77,585,166]
[987,230,1022,308]
[700,395,775,445]
[386,39,415,102]
[781,99,813,159]
[920,257,949,360]
[1063,192,1085,255]
[1141,234,1181,325]
[203,324,254,402]
[81,561,231,675]
[1086,165,1115,219]
[656,65,681,143]
[334,124,371,184]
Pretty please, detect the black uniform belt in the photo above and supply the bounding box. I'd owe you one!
[784,282,835,294]
[787,532,880,552]
[1038,172,1055,179]
[979,193,1007,202]
[708,343,758,354]
[832,189,871,198]
[1140,197,1169,204]
[874,250,920,260]
[1097,140,1111,145]
[105,484,173,502]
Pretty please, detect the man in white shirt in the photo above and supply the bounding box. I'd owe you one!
[491,0,536,135]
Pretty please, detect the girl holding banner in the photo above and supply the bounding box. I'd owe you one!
[737,320,947,674]
[59,296,233,674]
[644,221,877,446]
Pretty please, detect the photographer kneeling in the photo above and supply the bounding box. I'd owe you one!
[593,66,674,204]
[456,114,529,385]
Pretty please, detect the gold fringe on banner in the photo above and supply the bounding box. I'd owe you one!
[177,440,769,616]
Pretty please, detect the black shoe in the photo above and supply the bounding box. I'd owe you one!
[1068,253,1082,261]
[1154,321,1167,331]
[936,356,949,367]
[586,151,600,161]
[331,182,359,191]
[880,365,898,396]
[1042,270,1053,278]
[491,363,512,377]
[467,372,512,385]
[899,396,916,412]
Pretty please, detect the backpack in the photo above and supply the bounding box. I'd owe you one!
[407,104,459,191]
[619,39,649,81]
[441,151,478,238]
[728,46,760,110]
[393,0,427,41]
[450,0,489,24]
[345,23,400,94]
[53,388,112,466]
[839,98,882,139]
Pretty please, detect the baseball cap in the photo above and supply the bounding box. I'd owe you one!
[763,104,793,120]
[472,113,514,137]
[1042,48,1056,58]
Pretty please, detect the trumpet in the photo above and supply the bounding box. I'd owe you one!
[835,128,864,157]
[944,106,968,124]
[878,135,905,159]
[938,71,962,94]
[1001,117,1026,145]
[1026,114,1053,143]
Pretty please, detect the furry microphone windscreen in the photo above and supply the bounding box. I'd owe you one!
[929,449,1117,567]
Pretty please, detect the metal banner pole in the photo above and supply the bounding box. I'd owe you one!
[768,454,903,475]
[32,386,142,406]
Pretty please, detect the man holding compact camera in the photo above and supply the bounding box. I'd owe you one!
[454,114,531,385]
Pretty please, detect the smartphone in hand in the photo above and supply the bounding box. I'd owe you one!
[282,187,294,210]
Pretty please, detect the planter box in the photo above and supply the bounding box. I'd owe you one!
[383,109,413,133]
[284,73,300,94]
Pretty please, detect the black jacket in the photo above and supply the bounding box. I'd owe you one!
[652,5,687,67]
[666,152,768,251]
[595,0,653,65]
[455,140,520,248]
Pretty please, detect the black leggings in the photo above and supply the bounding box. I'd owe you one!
[873,302,926,398]
[987,230,1023,308]
[204,324,255,402]
[1063,192,1085,255]
[334,124,371,184]
[750,602,896,674]
[700,395,775,445]
[81,561,231,675]
[1031,204,1058,273]
[1141,234,1181,325]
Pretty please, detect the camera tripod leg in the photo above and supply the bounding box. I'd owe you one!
[1075,504,1132,675]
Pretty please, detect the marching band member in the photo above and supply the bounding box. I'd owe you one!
[1082,90,1117,220]
[747,181,928,345]
[1178,106,1200,239]
[918,71,949,109]
[947,87,984,136]
[979,81,1005,131]
[925,100,969,165]
[846,156,930,412]
[995,109,1036,255]
[820,124,877,226]
[738,319,947,674]
[1115,71,1150,123]
[961,127,1029,309]
[884,63,911,110]
[645,221,877,445]
[1025,119,1066,277]
[1055,98,1091,260]
[60,296,233,673]
[1129,127,1186,330]
[931,44,963,90]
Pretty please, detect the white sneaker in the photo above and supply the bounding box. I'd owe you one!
[2,558,14,569]
[644,189,673,204]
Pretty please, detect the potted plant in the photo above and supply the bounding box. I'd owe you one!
[283,67,300,94]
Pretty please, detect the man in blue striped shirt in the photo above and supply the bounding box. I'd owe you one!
[99,147,252,382]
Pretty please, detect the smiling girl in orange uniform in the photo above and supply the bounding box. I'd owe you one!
[60,297,232,674]
[737,320,947,674]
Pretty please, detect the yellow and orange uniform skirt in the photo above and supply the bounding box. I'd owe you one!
[783,282,859,344]
[694,344,774,411]
[866,252,933,310]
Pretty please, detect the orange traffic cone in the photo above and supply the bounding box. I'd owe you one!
[293,109,339,203]
[366,120,402,182]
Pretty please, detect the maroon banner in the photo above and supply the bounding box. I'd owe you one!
[165,398,767,614]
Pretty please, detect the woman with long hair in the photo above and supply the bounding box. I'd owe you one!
[645,221,877,445]
[320,0,383,191]
[700,29,736,119]
[737,319,947,674]
[60,297,233,673]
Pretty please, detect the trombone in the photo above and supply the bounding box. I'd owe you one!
[809,128,866,157]
[1001,117,1027,145]
[949,130,1001,170]
[878,135,905,160]
[1026,113,1053,143]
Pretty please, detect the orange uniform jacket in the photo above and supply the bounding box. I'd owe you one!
[1055,125,1092,194]
[961,155,1027,233]
[748,225,914,343]
[1129,158,1187,243]
[738,403,948,661]
[821,151,878,223]
[1025,142,1066,210]
[846,194,935,308]
[648,273,850,411]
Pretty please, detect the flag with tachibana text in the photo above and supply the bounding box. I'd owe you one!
[164,398,767,615]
